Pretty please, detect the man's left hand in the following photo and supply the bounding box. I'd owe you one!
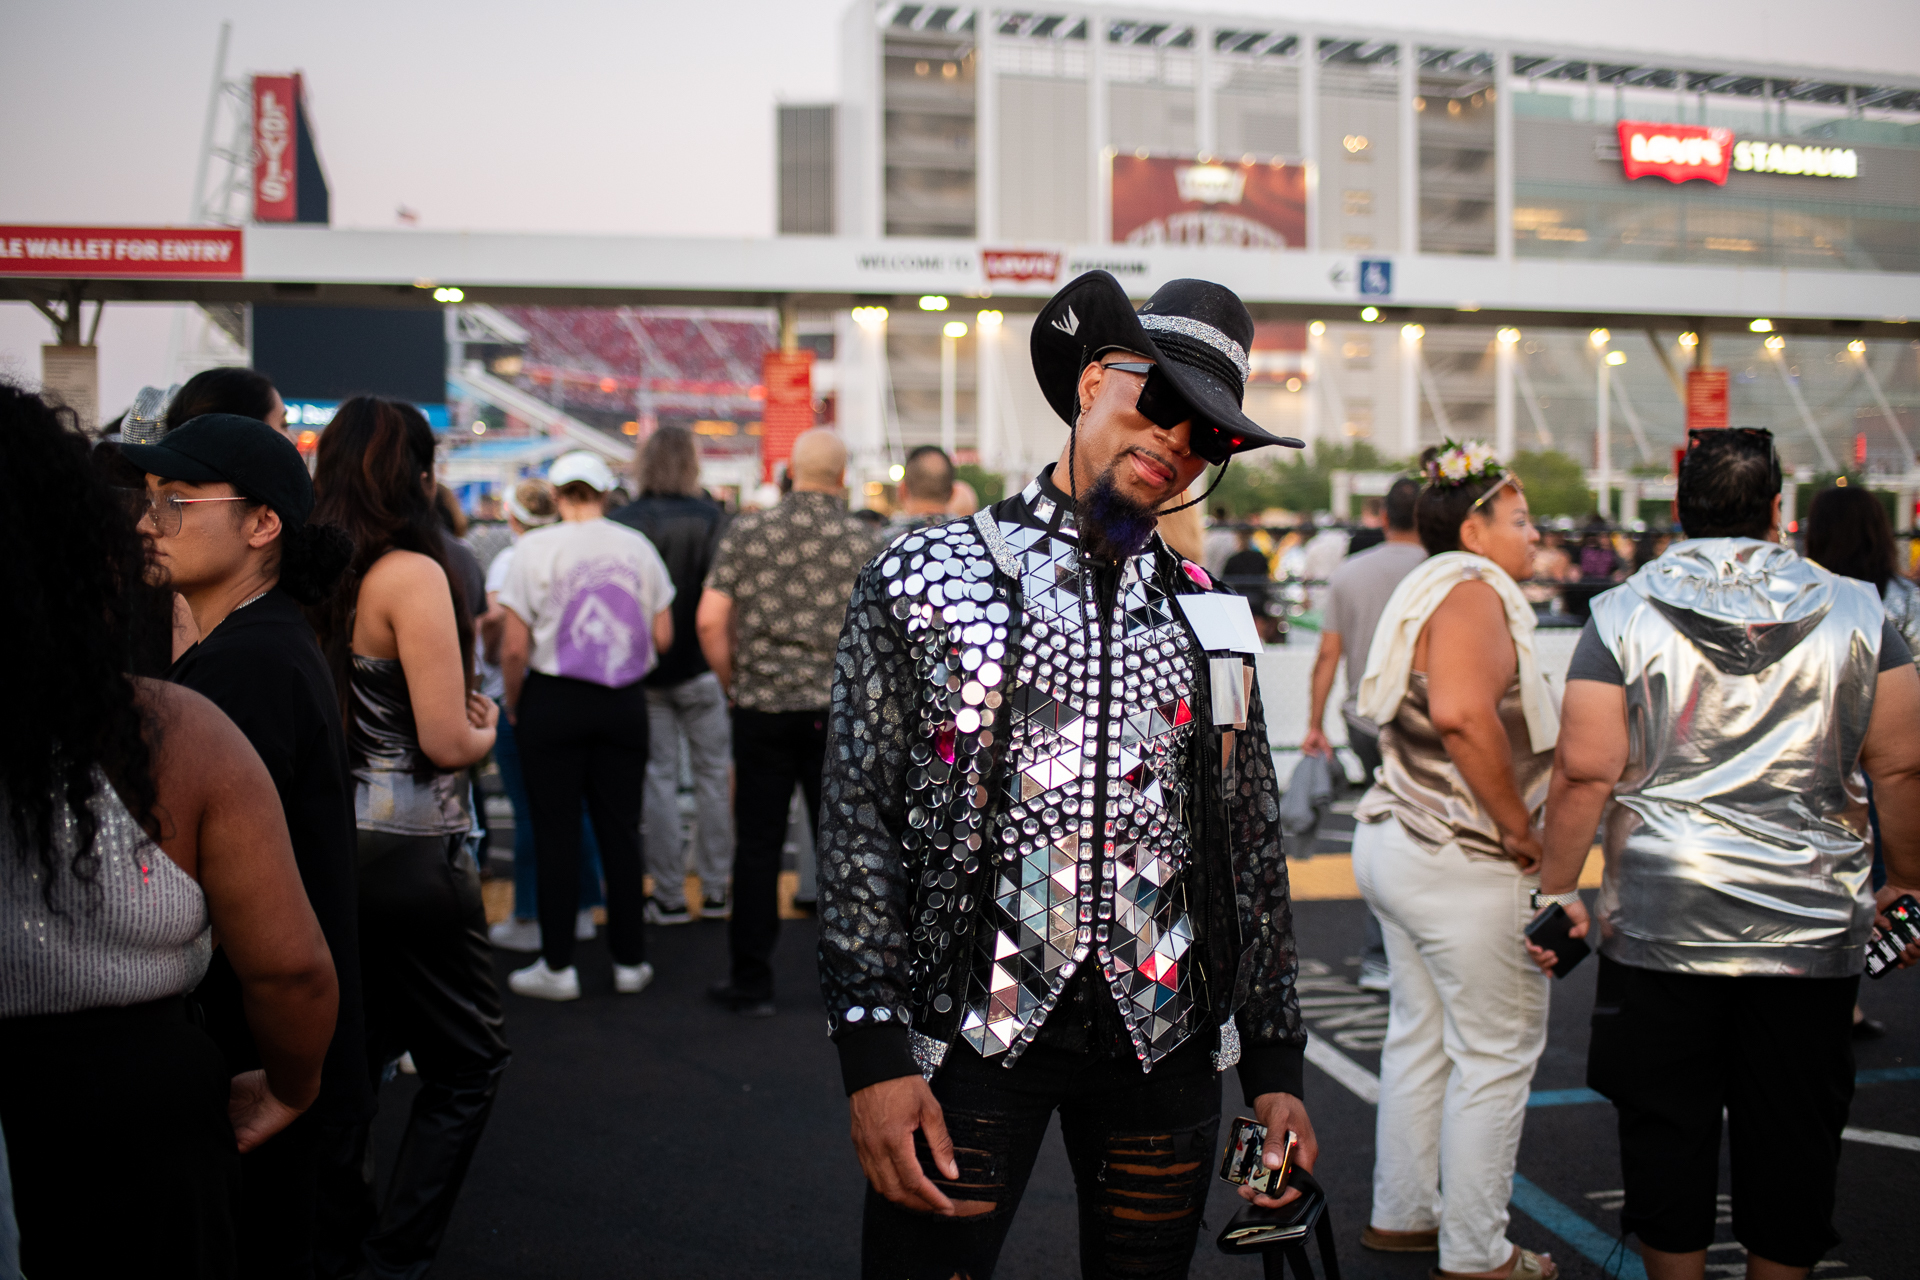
[1875,884,1920,970]
[1240,1091,1317,1208]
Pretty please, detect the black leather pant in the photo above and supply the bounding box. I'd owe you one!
[325,832,510,1280]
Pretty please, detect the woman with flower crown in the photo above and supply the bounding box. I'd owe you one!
[1347,442,1561,1280]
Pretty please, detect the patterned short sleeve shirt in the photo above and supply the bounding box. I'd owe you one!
[707,491,879,712]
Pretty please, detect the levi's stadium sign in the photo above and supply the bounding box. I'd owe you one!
[1617,121,1859,184]
[1617,121,1733,184]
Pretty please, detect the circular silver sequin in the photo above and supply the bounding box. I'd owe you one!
[961,681,984,705]
[961,649,983,672]
[987,602,1010,624]
[874,1007,892,1022]
[904,574,924,594]
[933,994,953,1013]
[979,661,1003,685]
[846,1006,866,1022]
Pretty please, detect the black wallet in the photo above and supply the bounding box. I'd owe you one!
[1215,1167,1342,1280]
[1524,903,1591,979]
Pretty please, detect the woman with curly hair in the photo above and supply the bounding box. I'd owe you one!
[307,395,507,1279]
[0,382,338,1278]
[1349,442,1560,1280]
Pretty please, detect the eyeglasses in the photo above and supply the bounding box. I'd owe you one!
[120,489,250,537]
[1099,361,1241,466]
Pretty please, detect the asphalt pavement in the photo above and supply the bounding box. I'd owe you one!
[374,834,1919,1280]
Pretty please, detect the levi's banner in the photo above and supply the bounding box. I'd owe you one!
[1111,156,1306,248]
[759,350,815,483]
[0,226,244,277]
[1617,120,1734,185]
[253,74,300,222]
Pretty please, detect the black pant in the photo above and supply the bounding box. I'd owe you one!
[729,706,827,995]
[863,1038,1221,1280]
[1587,955,1858,1267]
[0,997,238,1279]
[337,831,510,1280]
[517,671,650,971]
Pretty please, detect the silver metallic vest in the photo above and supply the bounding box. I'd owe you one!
[957,483,1201,1070]
[1590,539,1882,978]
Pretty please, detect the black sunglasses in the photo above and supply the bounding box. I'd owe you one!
[1099,362,1240,465]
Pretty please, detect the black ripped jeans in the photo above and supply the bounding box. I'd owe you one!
[863,1036,1221,1280]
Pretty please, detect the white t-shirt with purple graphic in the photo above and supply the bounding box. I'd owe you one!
[497,518,675,689]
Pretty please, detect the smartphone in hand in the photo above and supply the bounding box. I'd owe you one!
[1866,894,1920,980]
[1524,903,1591,978]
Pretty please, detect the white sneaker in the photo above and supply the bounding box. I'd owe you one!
[488,918,541,953]
[508,960,581,1001]
[614,961,655,994]
[1356,962,1391,993]
[575,908,598,940]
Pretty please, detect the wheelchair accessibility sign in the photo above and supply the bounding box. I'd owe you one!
[1358,259,1392,297]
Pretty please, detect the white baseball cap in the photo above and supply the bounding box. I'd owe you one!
[548,451,618,493]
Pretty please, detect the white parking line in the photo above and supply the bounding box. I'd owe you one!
[1841,1126,1920,1153]
[1304,1036,1380,1105]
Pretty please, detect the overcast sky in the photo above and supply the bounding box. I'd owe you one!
[5,0,1919,406]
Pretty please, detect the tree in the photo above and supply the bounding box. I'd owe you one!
[954,463,1005,508]
[1202,440,1410,518]
[1508,450,1594,519]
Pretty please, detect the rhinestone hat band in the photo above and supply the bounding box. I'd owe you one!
[1139,314,1252,383]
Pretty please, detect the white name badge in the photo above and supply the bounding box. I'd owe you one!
[1175,591,1263,655]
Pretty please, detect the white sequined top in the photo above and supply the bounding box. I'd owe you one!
[0,775,211,1016]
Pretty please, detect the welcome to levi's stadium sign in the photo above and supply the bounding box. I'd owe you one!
[1616,121,1858,185]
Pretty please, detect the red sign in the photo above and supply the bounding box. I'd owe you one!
[1686,368,1730,431]
[1111,156,1306,248]
[0,225,243,278]
[982,249,1063,284]
[1617,120,1733,186]
[253,74,301,222]
[759,350,815,483]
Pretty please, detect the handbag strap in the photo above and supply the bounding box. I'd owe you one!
[1274,1170,1341,1280]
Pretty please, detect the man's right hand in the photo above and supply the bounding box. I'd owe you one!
[1300,726,1333,759]
[849,1074,958,1214]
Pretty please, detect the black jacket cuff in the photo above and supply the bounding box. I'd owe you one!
[834,1023,922,1096]
[1235,1039,1305,1106]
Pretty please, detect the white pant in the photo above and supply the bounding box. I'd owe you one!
[1351,814,1549,1274]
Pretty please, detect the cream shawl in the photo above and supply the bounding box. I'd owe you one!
[1355,551,1559,753]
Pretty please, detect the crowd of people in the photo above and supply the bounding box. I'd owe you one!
[2,267,1918,1280]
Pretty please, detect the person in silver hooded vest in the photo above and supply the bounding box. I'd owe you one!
[1532,428,1920,1280]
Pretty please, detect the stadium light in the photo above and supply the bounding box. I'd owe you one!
[976,309,1003,327]
[943,321,968,339]
[1606,350,1627,365]
[888,463,905,481]
[1359,307,1380,322]
[1848,339,1866,355]
[1750,318,1773,332]
[1497,327,1521,344]
[919,295,950,311]
[1589,328,1611,347]
[1765,334,1786,350]
[1401,323,1424,340]
[1308,321,1326,336]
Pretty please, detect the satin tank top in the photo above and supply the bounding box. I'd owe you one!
[1356,671,1553,861]
[349,655,471,836]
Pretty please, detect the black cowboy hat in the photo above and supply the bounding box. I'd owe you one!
[1031,271,1303,458]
